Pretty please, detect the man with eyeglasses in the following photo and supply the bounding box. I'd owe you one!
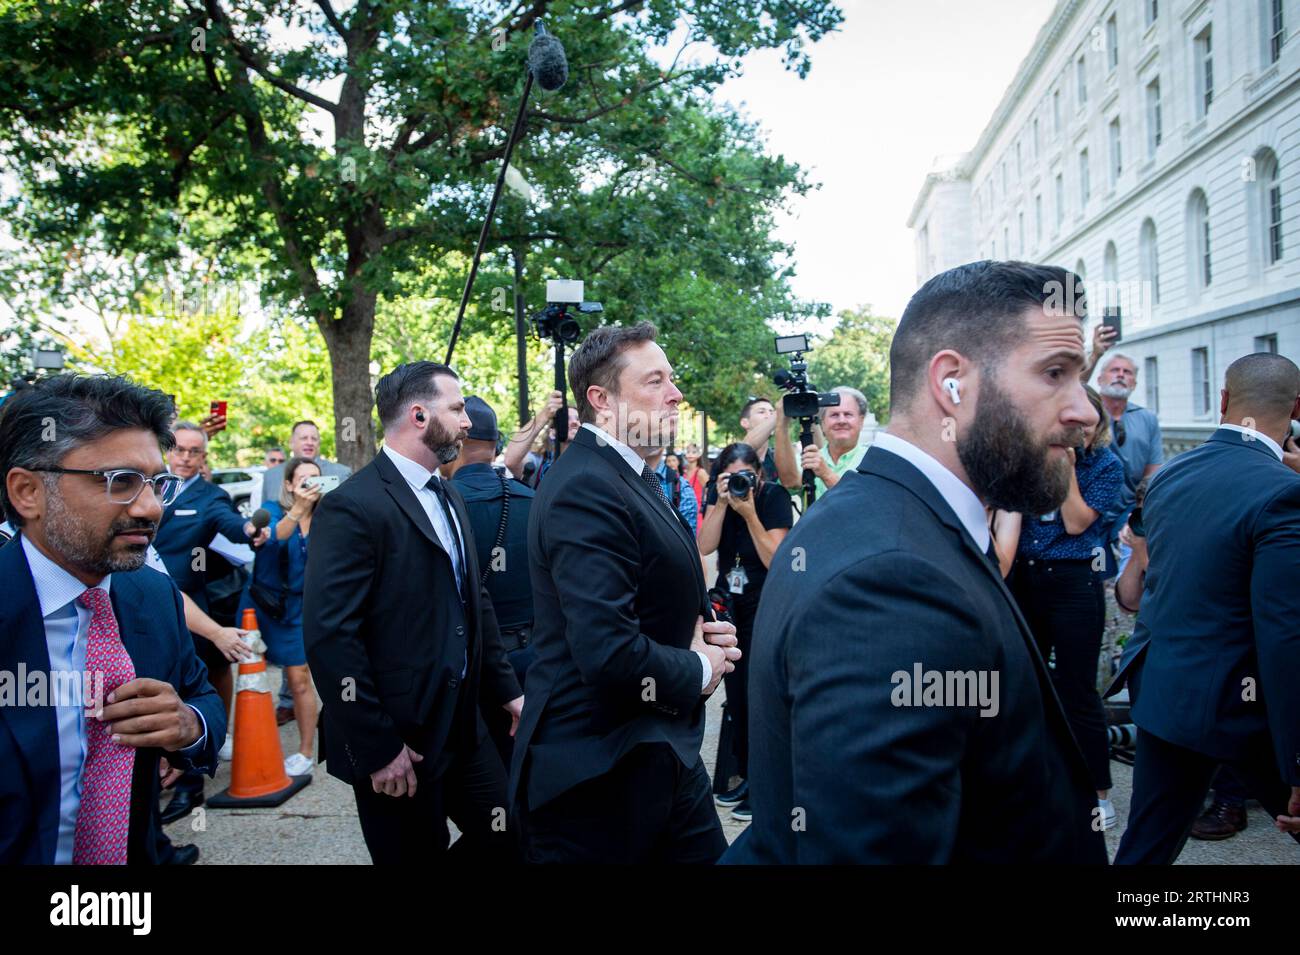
[151,420,268,825]
[0,374,226,864]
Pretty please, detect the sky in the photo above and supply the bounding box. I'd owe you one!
[707,0,1058,323]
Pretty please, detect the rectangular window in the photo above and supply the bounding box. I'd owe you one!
[1146,0,1158,28]
[1255,334,1279,354]
[1001,160,1007,193]
[1144,356,1159,414]
[1033,117,1040,158]
[1079,149,1091,208]
[1109,118,1122,183]
[1077,55,1088,108]
[1035,194,1043,245]
[1192,347,1211,415]
[1107,15,1119,72]
[1055,173,1065,231]
[1018,210,1025,254]
[1016,140,1022,179]
[1269,179,1284,264]
[1053,88,1062,134]
[1271,0,1285,64]
[1146,78,1162,156]
[1196,27,1213,119]
[1003,226,1010,258]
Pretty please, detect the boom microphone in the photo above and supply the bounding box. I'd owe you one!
[528,22,568,91]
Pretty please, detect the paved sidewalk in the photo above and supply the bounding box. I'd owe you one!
[171,667,1296,864]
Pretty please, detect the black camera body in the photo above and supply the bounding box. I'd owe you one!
[531,279,602,345]
[773,335,839,420]
[726,469,756,499]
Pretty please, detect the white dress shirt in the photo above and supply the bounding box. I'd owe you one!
[1218,423,1284,461]
[381,444,466,594]
[20,536,207,864]
[871,431,992,553]
[580,423,712,690]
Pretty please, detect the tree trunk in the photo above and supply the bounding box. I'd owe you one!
[317,288,378,474]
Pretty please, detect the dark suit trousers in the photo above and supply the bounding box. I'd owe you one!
[521,743,727,864]
[352,713,516,865]
[1115,729,1299,864]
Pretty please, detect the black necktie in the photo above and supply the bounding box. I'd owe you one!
[425,475,466,596]
[640,463,673,512]
[985,537,1000,568]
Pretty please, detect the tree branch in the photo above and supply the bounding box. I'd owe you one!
[593,0,645,21]
[314,0,346,37]
[205,0,339,114]
[529,69,703,125]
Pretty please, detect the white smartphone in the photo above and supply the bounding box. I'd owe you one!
[303,474,340,495]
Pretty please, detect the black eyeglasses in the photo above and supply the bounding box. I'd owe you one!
[31,467,184,506]
[1114,418,1126,447]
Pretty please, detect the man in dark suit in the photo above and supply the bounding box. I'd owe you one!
[1109,353,1300,863]
[724,261,1107,864]
[152,419,265,823]
[510,322,740,864]
[0,375,225,864]
[303,362,523,864]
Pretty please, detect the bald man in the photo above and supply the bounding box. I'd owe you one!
[1110,352,1300,863]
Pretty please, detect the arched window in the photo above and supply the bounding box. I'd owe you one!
[1187,189,1211,289]
[1256,149,1283,265]
[1139,218,1160,304]
[1102,241,1119,311]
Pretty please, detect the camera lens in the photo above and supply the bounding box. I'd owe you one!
[728,471,754,498]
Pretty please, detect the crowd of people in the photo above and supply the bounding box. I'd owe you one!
[2,258,1298,865]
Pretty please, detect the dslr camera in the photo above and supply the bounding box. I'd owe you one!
[704,468,756,506]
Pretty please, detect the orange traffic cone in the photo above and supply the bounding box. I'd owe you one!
[208,608,311,808]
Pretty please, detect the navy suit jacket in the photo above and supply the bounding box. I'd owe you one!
[722,446,1106,864]
[153,477,250,612]
[0,537,225,864]
[1107,428,1300,785]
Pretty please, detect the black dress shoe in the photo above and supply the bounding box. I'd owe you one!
[1190,800,1247,840]
[161,790,204,825]
[166,844,200,865]
[715,780,748,807]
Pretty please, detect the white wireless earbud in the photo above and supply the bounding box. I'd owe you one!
[943,378,962,405]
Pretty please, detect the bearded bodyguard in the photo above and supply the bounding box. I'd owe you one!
[510,323,740,863]
[304,362,522,864]
[725,261,1107,864]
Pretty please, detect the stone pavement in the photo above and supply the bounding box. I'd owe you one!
[172,666,1296,864]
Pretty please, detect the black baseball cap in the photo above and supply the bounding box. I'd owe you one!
[464,395,498,442]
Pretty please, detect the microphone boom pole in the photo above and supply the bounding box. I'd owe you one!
[444,68,534,367]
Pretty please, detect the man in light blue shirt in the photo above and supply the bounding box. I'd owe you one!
[0,374,225,864]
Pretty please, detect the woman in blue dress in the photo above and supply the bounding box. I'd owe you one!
[240,455,321,777]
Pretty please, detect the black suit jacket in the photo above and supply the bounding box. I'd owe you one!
[153,477,251,612]
[509,426,712,813]
[0,537,225,864]
[723,446,1106,864]
[1107,428,1300,785]
[303,449,521,785]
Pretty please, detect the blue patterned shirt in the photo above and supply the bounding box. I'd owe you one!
[1017,444,1125,561]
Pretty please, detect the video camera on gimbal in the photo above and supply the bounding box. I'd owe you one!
[533,279,602,447]
[773,334,839,506]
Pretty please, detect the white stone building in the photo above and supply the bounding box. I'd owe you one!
[908,0,1299,450]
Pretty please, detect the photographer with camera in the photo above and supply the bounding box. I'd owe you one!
[697,443,794,821]
[773,386,870,499]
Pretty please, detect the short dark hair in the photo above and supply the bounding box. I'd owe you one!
[740,397,774,422]
[290,420,319,437]
[1224,353,1300,418]
[890,260,1085,411]
[568,322,658,424]
[0,375,176,527]
[375,361,459,428]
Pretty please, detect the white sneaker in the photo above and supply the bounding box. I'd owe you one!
[283,752,314,777]
[1098,798,1117,831]
[219,738,234,762]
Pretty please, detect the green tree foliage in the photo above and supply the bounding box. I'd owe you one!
[0,0,841,469]
[806,306,897,422]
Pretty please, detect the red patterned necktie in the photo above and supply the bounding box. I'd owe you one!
[72,587,136,865]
